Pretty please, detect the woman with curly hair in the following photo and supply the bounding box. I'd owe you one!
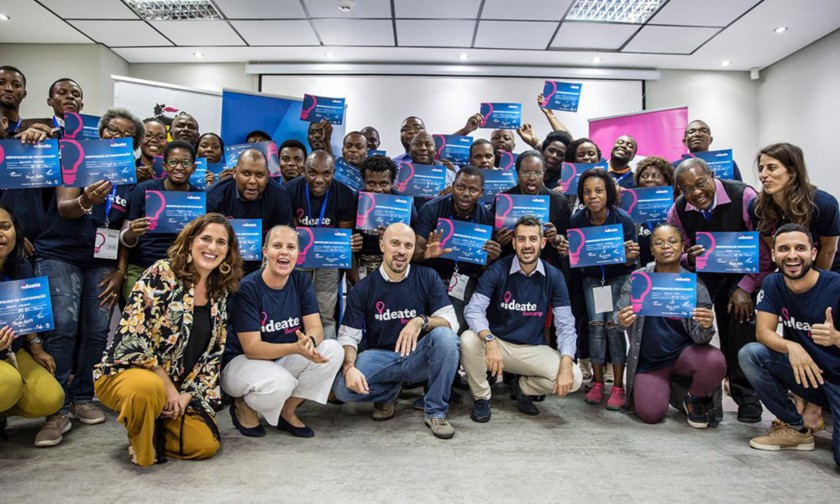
[634,156,675,267]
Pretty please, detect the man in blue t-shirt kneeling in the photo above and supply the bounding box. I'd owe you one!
[333,223,461,439]
[462,215,582,422]
[740,223,840,466]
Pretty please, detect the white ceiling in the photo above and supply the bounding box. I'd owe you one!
[0,0,838,71]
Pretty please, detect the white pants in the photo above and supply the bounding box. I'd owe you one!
[221,340,343,426]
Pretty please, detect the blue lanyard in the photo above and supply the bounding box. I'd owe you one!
[613,170,632,186]
[305,184,330,228]
[6,117,21,134]
[104,187,117,226]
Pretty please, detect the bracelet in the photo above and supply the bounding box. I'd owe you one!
[78,195,93,215]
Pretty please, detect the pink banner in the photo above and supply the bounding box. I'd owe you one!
[588,107,688,162]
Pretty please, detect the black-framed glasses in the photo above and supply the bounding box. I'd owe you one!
[106,123,136,138]
[166,159,194,168]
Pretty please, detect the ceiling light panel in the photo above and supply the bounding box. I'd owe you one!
[124,0,222,21]
[566,0,667,24]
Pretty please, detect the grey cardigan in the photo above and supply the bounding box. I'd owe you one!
[615,263,716,413]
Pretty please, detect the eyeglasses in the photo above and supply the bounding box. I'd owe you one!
[520,170,545,179]
[686,127,711,136]
[652,239,681,249]
[106,123,136,138]
[145,134,167,143]
[639,171,664,181]
[166,159,194,168]
[678,175,711,195]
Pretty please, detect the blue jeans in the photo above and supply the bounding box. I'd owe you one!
[332,327,460,418]
[583,274,628,366]
[36,258,114,414]
[739,342,840,466]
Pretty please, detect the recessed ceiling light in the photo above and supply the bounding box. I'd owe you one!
[567,0,667,24]
[325,52,336,58]
[592,57,603,63]
[338,0,354,12]
[774,26,788,33]
[459,53,469,61]
[0,14,10,21]
[721,60,732,67]
[124,0,221,21]
[192,51,204,58]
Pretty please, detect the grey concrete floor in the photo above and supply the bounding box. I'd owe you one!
[1,384,838,504]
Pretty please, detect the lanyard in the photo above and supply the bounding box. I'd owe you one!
[305,184,330,228]
[104,187,117,226]
[6,117,21,134]
[613,170,632,186]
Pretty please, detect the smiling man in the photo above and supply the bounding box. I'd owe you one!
[169,112,200,146]
[607,135,638,189]
[677,120,743,181]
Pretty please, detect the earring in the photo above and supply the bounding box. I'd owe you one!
[219,262,231,275]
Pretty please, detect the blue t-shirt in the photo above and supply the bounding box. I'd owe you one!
[756,271,840,382]
[225,269,320,365]
[637,316,691,373]
[359,189,418,256]
[475,255,570,346]
[284,177,356,228]
[342,265,451,350]
[413,195,494,280]
[126,179,200,268]
[568,207,637,280]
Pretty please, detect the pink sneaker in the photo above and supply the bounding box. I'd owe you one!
[607,386,626,410]
[585,382,605,405]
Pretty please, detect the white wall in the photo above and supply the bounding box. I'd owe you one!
[129,62,257,94]
[758,28,840,197]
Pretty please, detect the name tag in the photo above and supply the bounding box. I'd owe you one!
[592,285,613,314]
[448,273,470,301]
[94,228,119,260]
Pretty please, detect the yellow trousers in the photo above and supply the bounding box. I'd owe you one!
[94,368,220,467]
[0,350,64,418]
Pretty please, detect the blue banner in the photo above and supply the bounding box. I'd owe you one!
[334,157,364,192]
[231,218,262,262]
[498,151,518,171]
[694,231,759,274]
[145,190,206,234]
[631,272,697,317]
[559,162,605,195]
[356,192,412,231]
[296,227,352,269]
[433,134,472,165]
[223,141,281,177]
[436,218,492,266]
[567,224,626,268]
[301,94,345,125]
[0,276,54,334]
[479,102,522,129]
[481,170,517,204]
[0,139,62,189]
[541,81,582,112]
[494,194,550,230]
[395,162,446,198]
[620,186,674,224]
[63,112,101,140]
[60,139,136,188]
[682,149,734,180]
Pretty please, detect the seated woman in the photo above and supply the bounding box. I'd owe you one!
[616,223,726,428]
[0,204,64,443]
[222,225,341,438]
[93,214,243,466]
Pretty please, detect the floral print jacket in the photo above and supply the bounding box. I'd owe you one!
[94,259,230,416]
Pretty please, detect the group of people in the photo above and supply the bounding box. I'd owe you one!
[1,64,838,468]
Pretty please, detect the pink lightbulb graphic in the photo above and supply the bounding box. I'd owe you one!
[60,139,85,185]
[297,227,315,266]
[376,301,385,315]
[94,232,106,254]
[495,194,514,230]
[631,271,653,313]
[480,103,494,127]
[560,163,577,193]
[437,218,455,249]
[568,228,585,266]
[499,151,514,171]
[296,208,305,221]
[695,232,716,270]
[0,145,5,166]
[623,189,638,215]
[260,311,268,326]
[503,291,512,305]
[542,81,557,107]
[64,112,84,139]
[356,192,377,228]
[301,95,318,120]
[145,190,166,231]
[397,162,415,192]
[433,134,446,160]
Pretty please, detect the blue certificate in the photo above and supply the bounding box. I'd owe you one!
[541,81,582,112]
[296,228,352,269]
[152,155,166,179]
[682,149,733,179]
[436,219,491,266]
[479,102,522,129]
[207,162,227,177]
[231,218,262,261]
[189,158,209,189]
[395,162,446,198]
[356,192,412,231]
[498,151,518,171]
[0,277,55,334]
[620,186,674,224]
[481,170,517,204]
[224,141,281,177]
[300,94,346,125]
[145,191,206,234]
[63,112,100,140]
[494,194,550,230]
[60,139,137,188]
[334,157,364,192]
[0,139,62,189]
[631,272,697,317]
[567,224,626,268]
[433,134,472,165]
[559,162,605,194]
[695,231,759,274]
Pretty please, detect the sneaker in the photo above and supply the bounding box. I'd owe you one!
[69,402,106,425]
[749,420,814,451]
[424,417,455,439]
[606,386,626,410]
[604,366,615,383]
[34,414,71,447]
[585,382,605,405]
[470,399,491,423]
[511,378,539,416]
[737,402,763,423]
[372,401,396,421]
[683,393,710,429]
[580,359,593,383]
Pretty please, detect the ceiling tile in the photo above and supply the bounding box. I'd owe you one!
[623,25,719,54]
[551,22,640,50]
[649,0,760,27]
[213,0,306,19]
[396,20,475,47]
[481,0,573,21]
[474,21,558,50]
[230,20,320,46]
[38,0,138,19]
[312,19,395,46]
[304,0,392,18]
[394,0,481,19]
[0,1,92,43]
[150,20,245,46]
[68,20,173,47]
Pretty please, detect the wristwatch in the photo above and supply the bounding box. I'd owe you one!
[483,333,496,343]
[27,336,44,347]
[419,314,429,332]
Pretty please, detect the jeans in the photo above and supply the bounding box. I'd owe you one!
[332,327,460,418]
[740,342,840,466]
[583,274,628,365]
[36,258,114,414]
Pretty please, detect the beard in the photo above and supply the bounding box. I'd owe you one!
[779,259,812,280]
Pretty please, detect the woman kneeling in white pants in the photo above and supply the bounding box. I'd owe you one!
[222,225,342,438]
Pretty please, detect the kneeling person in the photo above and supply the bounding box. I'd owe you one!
[462,216,582,422]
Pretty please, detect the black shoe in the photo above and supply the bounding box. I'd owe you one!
[0,417,7,440]
[534,395,546,403]
[512,378,539,416]
[737,402,763,423]
[276,415,315,438]
[470,399,491,423]
[229,403,266,438]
